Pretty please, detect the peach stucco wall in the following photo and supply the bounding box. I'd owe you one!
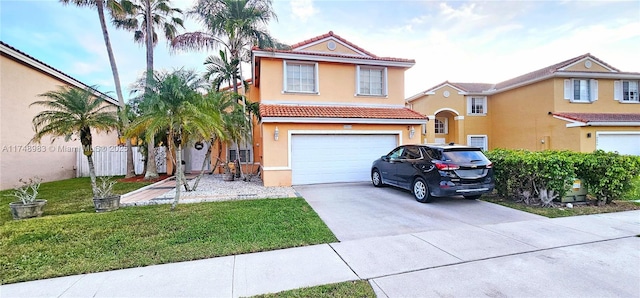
[260,122,418,186]
[408,85,491,146]
[301,40,361,56]
[1,54,118,190]
[257,58,406,106]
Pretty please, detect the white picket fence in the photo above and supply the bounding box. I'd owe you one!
[76,146,167,177]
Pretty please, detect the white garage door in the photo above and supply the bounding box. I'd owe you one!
[596,132,640,156]
[291,134,398,185]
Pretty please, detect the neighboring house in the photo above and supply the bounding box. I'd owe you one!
[406,53,640,155]
[250,31,426,186]
[0,41,120,190]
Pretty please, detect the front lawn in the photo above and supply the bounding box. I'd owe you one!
[252,280,376,298]
[1,178,337,284]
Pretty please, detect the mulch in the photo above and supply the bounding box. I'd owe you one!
[118,174,172,183]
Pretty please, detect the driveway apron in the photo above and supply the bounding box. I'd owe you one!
[295,182,546,241]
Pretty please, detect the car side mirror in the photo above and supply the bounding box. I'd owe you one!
[382,156,389,162]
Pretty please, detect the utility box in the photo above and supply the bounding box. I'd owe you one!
[561,178,587,203]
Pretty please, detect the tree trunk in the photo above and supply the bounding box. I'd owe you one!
[96,0,135,178]
[144,136,159,180]
[171,144,182,211]
[86,153,99,199]
[192,140,212,191]
[143,0,158,180]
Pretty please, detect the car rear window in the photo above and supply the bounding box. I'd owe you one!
[442,150,490,163]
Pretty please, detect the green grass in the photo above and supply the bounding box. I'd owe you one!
[1,177,337,284]
[251,280,376,298]
[1,177,151,224]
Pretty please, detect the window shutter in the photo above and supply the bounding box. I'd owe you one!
[483,97,488,114]
[590,79,598,101]
[564,79,572,100]
[613,80,622,101]
[466,97,472,114]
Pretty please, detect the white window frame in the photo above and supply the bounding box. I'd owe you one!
[564,79,598,103]
[283,60,319,94]
[466,96,487,115]
[356,65,388,97]
[228,142,253,164]
[467,135,488,151]
[434,117,448,134]
[614,80,639,103]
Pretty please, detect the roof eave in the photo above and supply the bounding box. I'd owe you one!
[261,117,426,124]
[253,50,415,68]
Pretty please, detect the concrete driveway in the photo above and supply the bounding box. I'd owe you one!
[295,182,545,241]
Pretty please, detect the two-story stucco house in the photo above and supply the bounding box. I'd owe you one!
[249,31,426,186]
[406,53,640,155]
[0,41,120,190]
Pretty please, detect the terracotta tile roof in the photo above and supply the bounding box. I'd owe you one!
[260,104,427,119]
[553,112,640,123]
[494,53,620,91]
[254,31,415,64]
[290,31,378,58]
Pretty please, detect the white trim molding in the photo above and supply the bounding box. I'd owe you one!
[433,108,461,116]
[254,50,415,68]
[261,117,426,125]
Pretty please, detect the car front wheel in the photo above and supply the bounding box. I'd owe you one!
[372,169,383,187]
[413,177,432,203]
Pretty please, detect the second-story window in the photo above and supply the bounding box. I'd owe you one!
[564,79,598,103]
[356,66,387,96]
[283,61,318,93]
[623,81,639,102]
[467,96,487,115]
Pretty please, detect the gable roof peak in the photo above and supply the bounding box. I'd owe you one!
[289,31,378,58]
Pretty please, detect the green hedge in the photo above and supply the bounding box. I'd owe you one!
[485,149,640,205]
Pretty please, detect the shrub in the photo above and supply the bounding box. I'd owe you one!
[485,149,574,207]
[574,150,640,205]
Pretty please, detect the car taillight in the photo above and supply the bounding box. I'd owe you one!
[434,162,459,171]
[486,162,493,169]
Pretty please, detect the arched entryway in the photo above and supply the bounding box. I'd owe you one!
[426,108,465,144]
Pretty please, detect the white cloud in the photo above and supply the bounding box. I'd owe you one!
[290,0,317,22]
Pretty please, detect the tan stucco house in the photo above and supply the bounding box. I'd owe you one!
[1,41,120,190]
[246,31,426,186]
[406,53,640,155]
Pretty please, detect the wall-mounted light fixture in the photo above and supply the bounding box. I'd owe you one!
[274,126,279,141]
[409,126,415,139]
[586,133,591,138]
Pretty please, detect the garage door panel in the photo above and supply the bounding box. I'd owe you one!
[596,133,640,156]
[291,134,397,185]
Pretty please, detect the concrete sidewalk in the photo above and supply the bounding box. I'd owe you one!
[2,211,639,297]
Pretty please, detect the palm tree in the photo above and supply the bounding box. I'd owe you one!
[114,0,184,180]
[172,0,281,93]
[59,0,137,179]
[204,50,240,92]
[128,69,224,210]
[30,86,119,199]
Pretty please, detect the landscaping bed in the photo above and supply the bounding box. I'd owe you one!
[482,195,640,218]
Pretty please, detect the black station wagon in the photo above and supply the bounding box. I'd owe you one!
[371,144,494,203]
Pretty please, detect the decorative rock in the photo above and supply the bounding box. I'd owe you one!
[566,203,573,209]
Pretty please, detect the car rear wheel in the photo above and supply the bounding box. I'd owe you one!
[464,195,481,200]
[413,177,432,203]
[372,169,383,187]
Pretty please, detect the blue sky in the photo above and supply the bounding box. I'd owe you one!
[2,0,639,100]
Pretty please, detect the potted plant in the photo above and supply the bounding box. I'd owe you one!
[92,177,120,212]
[8,177,47,220]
